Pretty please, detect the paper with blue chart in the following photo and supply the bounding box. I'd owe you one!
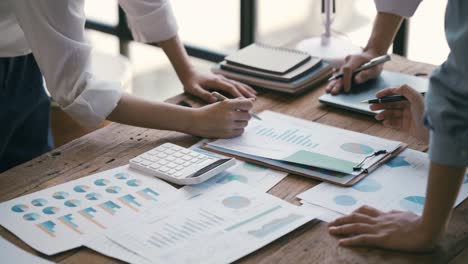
[103,182,318,264]
[179,140,288,199]
[0,165,179,255]
[298,149,468,216]
[207,111,403,175]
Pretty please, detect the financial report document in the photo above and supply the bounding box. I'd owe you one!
[103,182,318,264]
[0,165,179,255]
[208,111,403,175]
[298,149,468,215]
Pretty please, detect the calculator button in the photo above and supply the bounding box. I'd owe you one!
[141,160,151,166]
[166,156,176,161]
[175,159,184,165]
[174,172,183,178]
[168,169,176,175]
[132,158,143,163]
[158,160,168,165]
[182,156,192,161]
[181,149,190,154]
[150,164,160,170]
[171,145,182,151]
[183,162,191,166]
[167,163,176,169]
[176,165,184,171]
[159,167,170,172]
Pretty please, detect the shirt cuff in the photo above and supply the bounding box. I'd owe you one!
[126,2,178,43]
[374,0,422,17]
[428,131,468,167]
[61,74,123,129]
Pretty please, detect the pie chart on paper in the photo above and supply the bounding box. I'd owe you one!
[23,213,40,221]
[73,185,90,193]
[43,206,60,215]
[94,179,110,186]
[115,172,129,180]
[53,191,69,200]
[64,199,81,207]
[86,192,102,201]
[106,186,122,194]
[126,179,142,187]
[400,196,425,214]
[340,143,374,155]
[11,204,29,213]
[222,196,251,209]
[31,198,48,207]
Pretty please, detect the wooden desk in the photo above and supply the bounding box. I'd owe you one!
[1,56,467,264]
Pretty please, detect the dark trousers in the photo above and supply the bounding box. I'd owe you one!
[0,54,53,173]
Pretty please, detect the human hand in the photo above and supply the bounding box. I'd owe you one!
[328,206,437,252]
[182,71,257,103]
[326,51,384,94]
[189,97,254,138]
[371,85,429,143]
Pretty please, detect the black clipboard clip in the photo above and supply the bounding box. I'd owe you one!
[353,150,388,173]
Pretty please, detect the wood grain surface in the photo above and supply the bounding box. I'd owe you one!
[1,55,466,264]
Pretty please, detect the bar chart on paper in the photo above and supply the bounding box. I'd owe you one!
[103,182,317,264]
[255,126,318,148]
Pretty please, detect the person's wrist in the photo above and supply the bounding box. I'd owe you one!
[183,108,202,135]
[363,47,386,58]
[179,66,197,87]
[417,216,443,250]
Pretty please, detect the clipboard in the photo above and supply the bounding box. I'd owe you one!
[203,143,407,187]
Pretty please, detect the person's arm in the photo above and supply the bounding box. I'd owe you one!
[13,0,253,139]
[108,94,254,139]
[328,163,465,252]
[118,0,256,102]
[326,12,403,94]
[420,163,466,245]
[326,0,423,94]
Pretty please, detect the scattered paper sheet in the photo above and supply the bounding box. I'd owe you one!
[300,201,344,223]
[84,234,153,264]
[298,149,468,216]
[0,165,180,255]
[0,236,54,264]
[104,182,319,264]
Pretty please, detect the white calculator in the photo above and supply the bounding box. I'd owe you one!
[129,143,235,185]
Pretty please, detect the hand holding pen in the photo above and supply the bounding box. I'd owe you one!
[366,85,429,143]
[211,92,262,120]
[326,53,389,95]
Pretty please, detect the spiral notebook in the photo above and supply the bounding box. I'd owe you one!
[224,43,311,74]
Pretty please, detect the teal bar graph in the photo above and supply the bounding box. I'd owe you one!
[99,201,121,215]
[225,205,282,231]
[37,220,56,237]
[255,126,318,148]
[137,188,159,201]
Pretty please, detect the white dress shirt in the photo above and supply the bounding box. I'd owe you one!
[374,0,423,17]
[0,0,178,128]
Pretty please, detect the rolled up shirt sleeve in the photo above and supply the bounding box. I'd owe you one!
[119,0,178,43]
[12,0,122,129]
[424,1,468,167]
[374,0,422,17]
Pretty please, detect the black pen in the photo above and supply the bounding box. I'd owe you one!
[328,54,391,81]
[361,92,426,104]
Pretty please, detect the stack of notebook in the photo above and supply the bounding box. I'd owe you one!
[212,43,333,94]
